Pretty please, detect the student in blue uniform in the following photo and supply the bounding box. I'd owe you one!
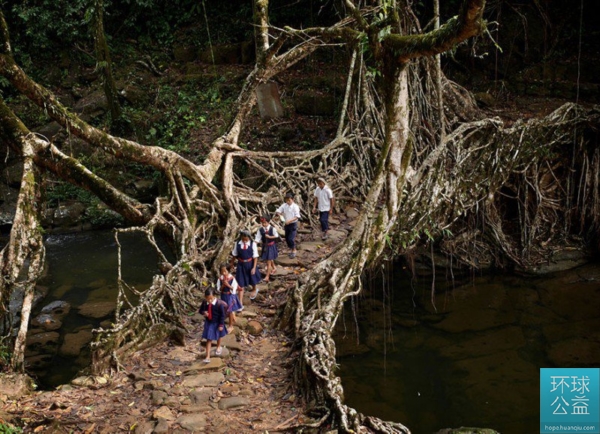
[217,263,242,328]
[254,215,279,282]
[230,229,262,303]
[198,288,228,363]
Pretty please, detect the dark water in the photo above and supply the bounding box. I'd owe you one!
[334,263,600,434]
[29,230,170,388]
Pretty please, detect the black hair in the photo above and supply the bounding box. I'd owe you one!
[219,263,230,272]
[285,192,294,199]
[204,288,216,297]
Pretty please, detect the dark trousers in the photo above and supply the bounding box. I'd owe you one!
[284,222,297,249]
[319,211,329,232]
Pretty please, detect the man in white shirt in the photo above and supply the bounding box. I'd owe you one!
[312,177,335,240]
[275,193,301,258]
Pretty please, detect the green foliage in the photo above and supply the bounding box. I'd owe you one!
[139,80,230,152]
[0,339,11,367]
[0,423,22,434]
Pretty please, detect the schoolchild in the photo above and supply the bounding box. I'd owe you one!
[198,288,228,363]
[217,263,242,327]
[254,215,278,282]
[230,229,262,303]
[275,192,301,258]
[312,177,335,240]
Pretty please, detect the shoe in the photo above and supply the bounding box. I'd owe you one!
[250,288,259,300]
[238,305,244,311]
[289,252,296,258]
[215,347,223,356]
[322,233,329,240]
[203,358,211,363]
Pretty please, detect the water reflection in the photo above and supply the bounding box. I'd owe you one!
[334,263,600,433]
[28,230,172,388]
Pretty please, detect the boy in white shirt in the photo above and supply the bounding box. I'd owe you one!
[275,193,301,258]
[312,177,335,240]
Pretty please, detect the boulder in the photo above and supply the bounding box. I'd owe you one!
[0,374,35,400]
[78,301,115,319]
[52,201,86,227]
[246,320,263,336]
[30,313,62,332]
[40,300,71,319]
[59,328,93,357]
[26,331,60,353]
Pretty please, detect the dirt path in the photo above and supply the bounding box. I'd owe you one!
[0,211,355,433]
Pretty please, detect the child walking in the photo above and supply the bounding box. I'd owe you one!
[275,192,301,258]
[198,288,228,363]
[217,263,242,327]
[231,229,262,302]
[312,177,335,240]
[254,215,278,282]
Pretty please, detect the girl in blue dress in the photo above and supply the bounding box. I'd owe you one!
[198,288,228,363]
[217,263,242,327]
[230,229,262,303]
[255,215,279,282]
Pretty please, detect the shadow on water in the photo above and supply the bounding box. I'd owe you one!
[334,261,600,434]
[27,230,174,389]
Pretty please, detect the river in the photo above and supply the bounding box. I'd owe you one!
[27,229,170,388]
[334,262,600,433]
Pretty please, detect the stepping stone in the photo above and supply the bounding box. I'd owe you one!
[273,267,293,276]
[183,359,224,374]
[275,256,301,266]
[190,389,212,405]
[181,372,224,388]
[221,333,243,351]
[298,241,323,252]
[329,217,341,225]
[176,414,208,432]
[209,347,231,358]
[297,227,312,234]
[239,310,257,318]
[327,229,347,239]
[345,208,359,218]
[218,396,250,410]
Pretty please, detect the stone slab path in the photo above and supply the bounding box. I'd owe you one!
[1,210,359,433]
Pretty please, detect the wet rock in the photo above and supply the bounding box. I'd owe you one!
[176,414,208,431]
[523,249,589,274]
[246,320,263,336]
[41,300,71,319]
[30,313,62,332]
[218,396,249,410]
[26,331,60,353]
[78,301,115,319]
[181,372,224,387]
[52,201,86,227]
[59,328,93,357]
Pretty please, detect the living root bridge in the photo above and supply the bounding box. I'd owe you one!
[283,103,600,433]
